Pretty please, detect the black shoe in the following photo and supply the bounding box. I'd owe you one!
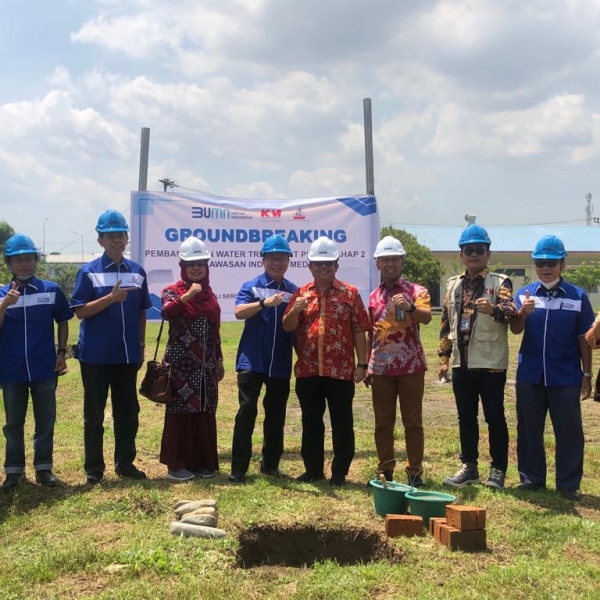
[35,470,57,487]
[517,482,545,491]
[116,465,147,480]
[260,466,287,478]
[379,470,394,482]
[407,473,423,488]
[229,472,247,484]
[296,472,325,483]
[329,475,346,487]
[558,489,580,501]
[86,472,104,485]
[2,473,23,490]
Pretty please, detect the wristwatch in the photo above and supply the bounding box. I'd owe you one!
[583,372,592,378]
[259,298,266,308]
[357,363,368,369]
[407,302,416,313]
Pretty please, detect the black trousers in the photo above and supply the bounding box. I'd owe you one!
[80,362,140,476]
[296,376,355,478]
[451,367,509,472]
[230,371,290,475]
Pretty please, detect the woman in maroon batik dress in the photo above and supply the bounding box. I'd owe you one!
[160,238,224,481]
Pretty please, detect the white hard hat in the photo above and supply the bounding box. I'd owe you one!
[308,236,340,261]
[373,236,406,258]
[178,237,211,261]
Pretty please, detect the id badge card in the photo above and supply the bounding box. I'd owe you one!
[460,313,471,333]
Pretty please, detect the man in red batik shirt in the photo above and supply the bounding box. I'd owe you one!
[283,236,370,487]
[365,236,432,488]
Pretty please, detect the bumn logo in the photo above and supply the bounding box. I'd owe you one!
[192,207,230,219]
[261,209,282,218]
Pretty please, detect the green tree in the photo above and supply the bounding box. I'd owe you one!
[0,219,16,283]
[49,263,80,300]
[563,261,600,293]
[380,225,443,291]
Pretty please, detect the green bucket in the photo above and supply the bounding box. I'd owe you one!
[369,479,413,516]
[405,491,456,526]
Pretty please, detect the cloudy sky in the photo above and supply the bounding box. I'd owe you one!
[2,0,600,254]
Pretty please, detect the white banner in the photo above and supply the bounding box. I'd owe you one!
[130,192,380,321]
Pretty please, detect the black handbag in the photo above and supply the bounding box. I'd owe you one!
[139,320,174,405]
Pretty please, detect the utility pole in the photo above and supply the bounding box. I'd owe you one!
[42,217,49,255]
[363,98,375,195]
[159,178,176,192]
[585,193,593,226]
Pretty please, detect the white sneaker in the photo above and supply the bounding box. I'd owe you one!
[166,469,195,481]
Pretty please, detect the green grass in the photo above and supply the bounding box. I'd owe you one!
[1,318,600,599]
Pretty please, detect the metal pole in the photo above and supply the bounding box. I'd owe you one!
[363,98,375,196]
[72,231,84,264]
[138,127,150,191]
[43,217,49,255]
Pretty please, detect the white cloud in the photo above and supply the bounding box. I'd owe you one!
[226,181,286,199]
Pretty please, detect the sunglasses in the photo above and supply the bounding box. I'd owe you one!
[462,246,487,256]
[186,260,208,268]
[310,261,337,267]
[534,259,559,268]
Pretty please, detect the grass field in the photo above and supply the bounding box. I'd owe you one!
[1,318,600,599]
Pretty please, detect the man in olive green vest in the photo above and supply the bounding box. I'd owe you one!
[438,224,516,490]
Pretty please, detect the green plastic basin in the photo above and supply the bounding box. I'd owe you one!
[405,491,456,526]
[368,479,413,516]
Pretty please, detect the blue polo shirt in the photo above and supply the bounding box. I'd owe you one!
[0,276,73,384]
[71,253,152,365]
[235,272,297,378]
[515,279,594,387]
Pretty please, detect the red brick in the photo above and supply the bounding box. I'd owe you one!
[445,505,486,531]
[428,517,447,538]
[385,515,424,537]
[438,524,487,552]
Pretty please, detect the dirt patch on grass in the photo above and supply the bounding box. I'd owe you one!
[236,524,403,568]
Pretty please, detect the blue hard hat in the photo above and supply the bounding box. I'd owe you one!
[261,234,292,256]
[458,224,491,247]
[3,233,38,257]
[531,235,566,260]
[95,209,129,233]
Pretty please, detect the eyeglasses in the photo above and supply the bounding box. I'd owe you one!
[310,261,337,267]
[534,259,559,268]
[186,261,208,268]
[462,246,487,256]
[264,256,289,263]
[11,255,37,263]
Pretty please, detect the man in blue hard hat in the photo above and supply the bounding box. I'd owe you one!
[0,234,73,489]
[438,224,516,489]
[511,235,594,501]
[229,235,298,483]
[71,209,152,484]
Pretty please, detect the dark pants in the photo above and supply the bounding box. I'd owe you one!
[296,376,355,478]
[80,362,140,476]
[516,381,583,491]
[451,367,509,472]
[2,378,57,474]
[230,371,290,475]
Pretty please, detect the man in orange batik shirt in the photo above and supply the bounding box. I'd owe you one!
[283,236,370,487]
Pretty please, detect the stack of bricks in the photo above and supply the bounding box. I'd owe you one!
[429,505,487,552]
[384,514,424,538]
